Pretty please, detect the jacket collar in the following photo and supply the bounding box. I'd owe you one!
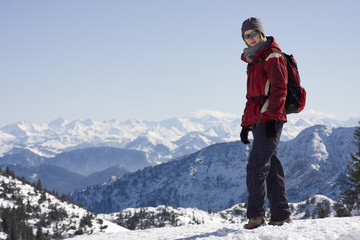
[241,36,281,63]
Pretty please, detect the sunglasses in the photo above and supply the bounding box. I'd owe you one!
[244,31,258,39]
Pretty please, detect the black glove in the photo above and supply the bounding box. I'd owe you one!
[240,126,251,144]
[265,120,277,139]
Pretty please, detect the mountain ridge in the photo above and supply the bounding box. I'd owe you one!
[1,162,130,194]
[68,125,356,214]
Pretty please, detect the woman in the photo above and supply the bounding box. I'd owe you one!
[240,17,291,229]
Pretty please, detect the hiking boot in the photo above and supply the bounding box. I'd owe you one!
[268,216,292,226]
[243,216,265,229]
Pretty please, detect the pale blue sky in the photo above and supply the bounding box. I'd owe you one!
[1,0,359,127]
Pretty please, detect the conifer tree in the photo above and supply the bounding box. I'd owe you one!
[341,122,360,214]
[35,179,42,191]
[36,226,44,240]
[5,167,15,178]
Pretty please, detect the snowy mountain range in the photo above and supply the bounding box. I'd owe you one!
[0,110,358,164]
[0,111,359,239]
[68,125,356,214]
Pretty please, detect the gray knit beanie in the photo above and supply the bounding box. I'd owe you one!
[241,17,265,39]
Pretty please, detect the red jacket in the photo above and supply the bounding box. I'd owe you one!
[241,37,288,127]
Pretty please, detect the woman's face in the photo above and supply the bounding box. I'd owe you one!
[244,29,260,47]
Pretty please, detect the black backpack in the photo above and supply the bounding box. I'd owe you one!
[248,50,306,114]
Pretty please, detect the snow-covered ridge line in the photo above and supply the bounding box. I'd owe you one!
[0,171,126,239]
[71,194,360,240]
[98,194,348,231]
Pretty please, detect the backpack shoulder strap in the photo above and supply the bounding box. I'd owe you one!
[247,57,268,77]
[259,58,268,78]
[247,46,283,77]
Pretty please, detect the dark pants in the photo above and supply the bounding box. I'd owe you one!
[246,121,290,221]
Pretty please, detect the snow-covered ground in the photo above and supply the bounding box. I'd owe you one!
[69,216,360,240]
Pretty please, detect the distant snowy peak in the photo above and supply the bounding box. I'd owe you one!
[287,110,359,128]
[48,117,69,128]
[281,110,358,141]
[193,109,239,119]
